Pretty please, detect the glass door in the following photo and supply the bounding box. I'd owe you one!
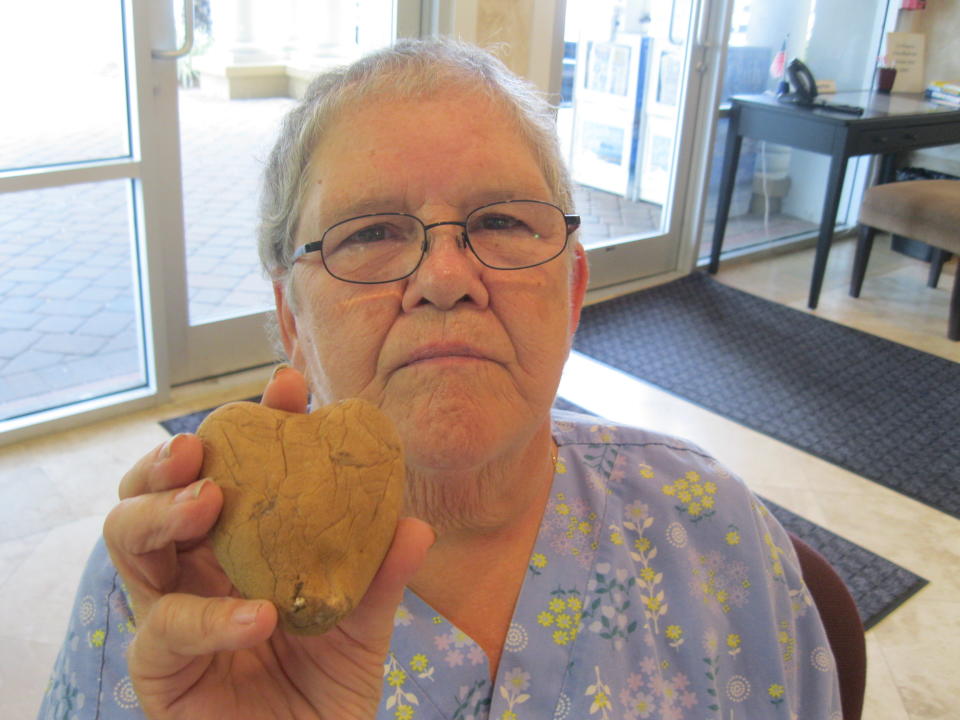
[160,0,418,383]
[0,0,160,438]
[558,0,727,293]
[0,0,423,441]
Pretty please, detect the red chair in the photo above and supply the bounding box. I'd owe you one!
[788,532,866,720]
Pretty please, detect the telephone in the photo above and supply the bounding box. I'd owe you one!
[779,58,818,105]
[776,58,863,115]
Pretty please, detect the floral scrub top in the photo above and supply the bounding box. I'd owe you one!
[40,413,842,719]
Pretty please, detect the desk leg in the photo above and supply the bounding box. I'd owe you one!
[708,110,742,274]
[808,154,849,309]
[877,153,898,185]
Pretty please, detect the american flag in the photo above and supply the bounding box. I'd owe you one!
[770,39,787,79]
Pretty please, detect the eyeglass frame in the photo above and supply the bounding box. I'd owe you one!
[291,199,581,285]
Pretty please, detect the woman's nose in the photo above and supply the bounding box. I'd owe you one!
[400,225,489,312]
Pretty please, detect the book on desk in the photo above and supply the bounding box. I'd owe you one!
[925,81,960,107]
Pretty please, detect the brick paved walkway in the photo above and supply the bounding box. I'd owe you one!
[0,89,294,421]
[0,84,810,422]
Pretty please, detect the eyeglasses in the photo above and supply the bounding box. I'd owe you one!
[292,199,581,284]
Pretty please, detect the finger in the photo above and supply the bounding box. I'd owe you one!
[130,593,277,695]
[119,432,204,500]
[260,364,310,414]
[104,478,223,611]
[338,517,435,645]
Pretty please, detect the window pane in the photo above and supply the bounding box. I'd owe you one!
[559,0,695,248]
[182,0,395,324]
[0,181,147,421]
[698,0,886,258]
[0,2,129,170]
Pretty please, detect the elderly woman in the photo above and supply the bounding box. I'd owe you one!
[41,39,841,719]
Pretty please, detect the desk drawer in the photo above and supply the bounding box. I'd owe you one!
[853,122,960,154]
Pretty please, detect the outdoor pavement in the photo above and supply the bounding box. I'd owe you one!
[0,84,806,422]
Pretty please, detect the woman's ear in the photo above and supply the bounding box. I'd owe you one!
[568,243,589,335]
[273,279,301,365]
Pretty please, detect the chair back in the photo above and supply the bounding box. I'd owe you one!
[788,532,866,720]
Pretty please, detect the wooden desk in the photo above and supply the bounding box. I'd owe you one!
[708,92,960,308]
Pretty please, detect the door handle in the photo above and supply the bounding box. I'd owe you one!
[153,0,194,59]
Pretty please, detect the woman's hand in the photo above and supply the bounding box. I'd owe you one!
[103,367,433,719]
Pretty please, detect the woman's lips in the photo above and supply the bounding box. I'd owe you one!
[402,343,490,367]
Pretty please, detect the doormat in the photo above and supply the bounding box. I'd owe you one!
[573,272,960,520]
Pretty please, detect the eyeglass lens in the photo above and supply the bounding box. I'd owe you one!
[321,201,568,283]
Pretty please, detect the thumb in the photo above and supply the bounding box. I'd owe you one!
[261,364,310,414]
[337,517,435,644]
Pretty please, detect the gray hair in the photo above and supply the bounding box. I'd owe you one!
[257,37,575,284]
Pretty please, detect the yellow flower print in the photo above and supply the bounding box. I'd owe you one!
[410,654,429,673]
[556,456,567,474]
[639,567,656,582]
[553,630,570,645]
[725,528,741,545]
[537,611,554,627]
[567,596,583,612]
[638,463,655,479]
[431,616,444,624]
[531,553,548,569]
[778,622,796,662]
[610,530,624,545]
[727,633,742,656]
[556,614,572,629]
[388,669,407,687]
[549,598,566,613]
[89,629,105,648]
[666,471,717,522]
[769,683,785,699]
[634,536,651,552]
[556,503,570,516]
[501,712,517,720]
[586,666,613,718]
[578,521,592,535]
[665,624,685,648]
[384,654,419,715]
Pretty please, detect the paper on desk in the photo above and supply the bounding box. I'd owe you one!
[887,32,926,93]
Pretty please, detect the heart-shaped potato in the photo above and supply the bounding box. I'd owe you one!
[196,398,404,634]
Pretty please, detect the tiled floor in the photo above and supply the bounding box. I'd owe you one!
[1,236,957,719]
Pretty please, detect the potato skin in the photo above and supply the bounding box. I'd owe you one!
[197,398,404,634]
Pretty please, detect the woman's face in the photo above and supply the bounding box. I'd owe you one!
[276,89,587,473]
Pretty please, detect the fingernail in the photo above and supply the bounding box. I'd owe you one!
[159,433,182,460]
[174,477,210,503]
[233,601,262,625]
[271,363,291,380]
